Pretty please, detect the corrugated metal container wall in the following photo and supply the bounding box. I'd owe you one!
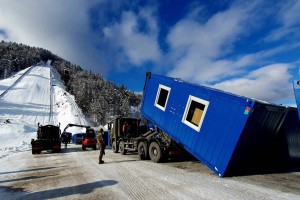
[276,107,300,166]
[224,103,287,176]
[141,73,293,177]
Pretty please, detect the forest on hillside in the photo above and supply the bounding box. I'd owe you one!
[0,41,142,125]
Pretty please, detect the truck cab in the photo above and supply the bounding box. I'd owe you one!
[109,117,142,154]
[31,123,61,154]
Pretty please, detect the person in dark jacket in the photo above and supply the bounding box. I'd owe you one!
[62,133,68,148]
[96,128,106,164]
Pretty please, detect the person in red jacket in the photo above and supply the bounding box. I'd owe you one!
[122,121,128,134]
[122,121,131,138]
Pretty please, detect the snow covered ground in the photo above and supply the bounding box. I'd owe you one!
[0,63,90,158]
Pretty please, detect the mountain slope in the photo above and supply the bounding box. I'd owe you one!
[0,41,142,124]
[0,63,89,158]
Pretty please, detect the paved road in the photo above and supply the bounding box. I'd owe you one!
[0,144,299,200]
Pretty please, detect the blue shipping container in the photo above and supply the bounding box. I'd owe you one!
[72,133,85,144]
[141,73,289,177]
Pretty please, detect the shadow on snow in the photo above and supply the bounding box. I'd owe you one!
[1,180,118,199]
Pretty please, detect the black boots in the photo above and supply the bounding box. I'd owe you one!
[99,160,104,164]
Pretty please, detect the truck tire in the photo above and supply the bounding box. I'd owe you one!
[138,141,149,160]
[82,146,86,151]
[149,141,162,163]
[112,141,118,153]
[93,145,97,150]
[119,141,127,155]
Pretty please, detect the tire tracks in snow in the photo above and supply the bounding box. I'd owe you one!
[116,160,177,200]
[101,153,177,200]
[81,151,165,200]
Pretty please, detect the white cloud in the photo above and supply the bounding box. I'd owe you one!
[0,0,109,74]
[165,1,299,105]
[103,7,161,68]
[280,0,300,27]
[0,0,298,101]
[266,0,300,41]
[0,0,163,82]
[212,64,293,103]
[166,2,252,81]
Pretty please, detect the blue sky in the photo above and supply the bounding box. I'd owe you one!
[0,0,299,106]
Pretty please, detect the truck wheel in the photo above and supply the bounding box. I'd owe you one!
[93,145,97,150]
[119,141,127,155]
[112,141,118,153]
[138,141,149,160]
[149,141,162,163]
[82,146,86,151]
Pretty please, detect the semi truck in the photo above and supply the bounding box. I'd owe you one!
[109,117,142,154]
[109,118,184,162]
[31,123,61,154]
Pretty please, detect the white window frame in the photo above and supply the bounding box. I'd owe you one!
[182,95,209,132]
[154,84,171,111]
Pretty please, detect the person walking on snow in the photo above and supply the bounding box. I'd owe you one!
[96,128,106,164]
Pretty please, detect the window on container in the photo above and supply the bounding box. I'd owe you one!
[155,84,171,111]
[182,95,209,132]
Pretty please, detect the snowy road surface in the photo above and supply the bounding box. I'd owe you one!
[0,144,299,200]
